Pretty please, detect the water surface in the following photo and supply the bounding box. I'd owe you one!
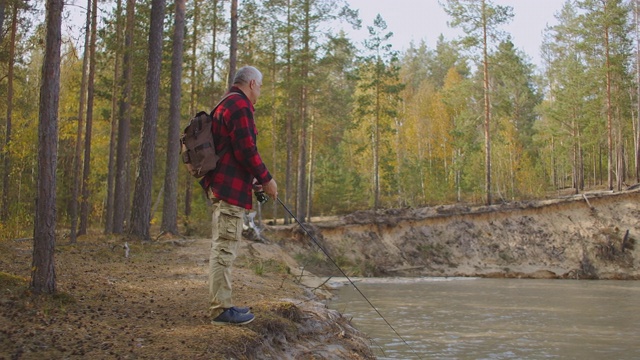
[328,278,640,359]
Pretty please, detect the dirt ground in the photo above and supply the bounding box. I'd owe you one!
[0,234,374,359]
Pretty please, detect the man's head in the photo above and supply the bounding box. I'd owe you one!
[233,66,263,105]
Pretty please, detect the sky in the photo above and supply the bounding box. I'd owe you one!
[339,0,567,69]
[62,0,565,71]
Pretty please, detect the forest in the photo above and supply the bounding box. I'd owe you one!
[1,0,640,258]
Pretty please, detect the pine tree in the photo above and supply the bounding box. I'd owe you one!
[355,14,403,209]
[32,0,63,295]
[442,0,514,204]
[160,0,185,236]
[129,0,166,240]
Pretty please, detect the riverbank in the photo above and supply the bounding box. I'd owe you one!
[268,188,640,280]
[0,236,374,359]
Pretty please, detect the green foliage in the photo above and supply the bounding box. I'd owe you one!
[441,0,514,55]
[3,0,640,239]
[539,0,635,191]
[353,14,404,208]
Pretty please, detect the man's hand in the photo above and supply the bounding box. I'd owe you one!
[262,179,278,199]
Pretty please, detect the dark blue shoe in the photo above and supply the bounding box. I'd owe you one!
[212,307,255,325]
[231,306,251,314]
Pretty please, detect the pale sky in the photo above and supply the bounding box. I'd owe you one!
[341,0,566,69]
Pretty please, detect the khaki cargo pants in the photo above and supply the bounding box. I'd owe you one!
[207,190,246,318]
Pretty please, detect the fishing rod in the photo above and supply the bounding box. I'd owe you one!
[276,196,423,359]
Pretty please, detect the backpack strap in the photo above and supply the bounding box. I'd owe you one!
[211,92,241,157]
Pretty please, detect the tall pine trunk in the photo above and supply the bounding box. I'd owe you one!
[374,78,380,209]
[129,0,166,240]
[270,37,279,223]
[482,0,492,205]
[635,0,640,183]
[69,0,91,243]
[112,0,135,233]
[605,18,614,190]
[161,0,185,235]
[0,0,6,42]
[284,0,293,225]
[104,0,123,234]
[227,0,237,88]
[32,0,63,295]
[1,3,16,221]
[184,0,199,232]
[296,0,310,222]
[210,0,220,106]
[79,0,98,235]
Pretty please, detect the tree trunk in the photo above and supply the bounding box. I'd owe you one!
[184,0,199,232]
[617,142,624,190]
[227,0,237,88]
[129,0,166,240]
[32,0,63,295]
[482,0,492,205]
[69,0,91,243]
[79,0,98,235]
[296,0,310,222]
[0,0,6,43]
[605,9,613,191]
[636,0,640,183]
[104,0,123,234]
[296,105,307,220]
[1,3,16,221]
[306,121,314,221]
[284,0,293,225]
[270,37,279,224]
[572,118,579,194]
[184,172,192,228]
[112,0,136,234]
[210,0,219,106]
[161,0,185,236]
[374,80,380,209]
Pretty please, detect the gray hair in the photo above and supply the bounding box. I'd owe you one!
[233,66,262,86]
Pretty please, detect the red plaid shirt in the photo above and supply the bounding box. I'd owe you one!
[202,87,272,209]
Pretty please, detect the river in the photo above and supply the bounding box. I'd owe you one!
[327,278,640,359]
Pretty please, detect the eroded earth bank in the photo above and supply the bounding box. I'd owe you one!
[268,189,640,281]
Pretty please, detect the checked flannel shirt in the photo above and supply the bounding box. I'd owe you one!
[201,87,272,209]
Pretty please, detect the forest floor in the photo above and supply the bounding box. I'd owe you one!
[0,232,374,359]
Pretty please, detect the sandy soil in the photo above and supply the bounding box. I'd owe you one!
[0,235,374,359]
[267,189,640,280]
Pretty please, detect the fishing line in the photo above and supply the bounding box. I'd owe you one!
[276,197,423,359]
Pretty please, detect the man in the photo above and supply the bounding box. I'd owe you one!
[202,66,278,325]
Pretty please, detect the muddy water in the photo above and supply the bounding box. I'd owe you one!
[328,278,640,359]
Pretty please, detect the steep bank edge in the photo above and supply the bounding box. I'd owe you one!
[266,189,640,280]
